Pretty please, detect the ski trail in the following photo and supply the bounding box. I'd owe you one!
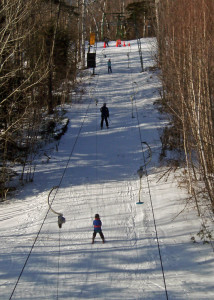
[1,39,214,300]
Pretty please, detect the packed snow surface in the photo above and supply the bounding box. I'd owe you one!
[0,39,213,300]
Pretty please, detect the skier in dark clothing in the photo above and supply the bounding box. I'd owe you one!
[104,37,109,47]
[100,103,109,129]
[92,214,105,244]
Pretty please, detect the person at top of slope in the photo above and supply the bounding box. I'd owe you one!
[92,214,105,244]
[100,103,109,129]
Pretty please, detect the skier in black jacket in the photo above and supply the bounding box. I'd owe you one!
[100,103,109,129]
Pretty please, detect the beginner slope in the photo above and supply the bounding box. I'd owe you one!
[0,39,214,300]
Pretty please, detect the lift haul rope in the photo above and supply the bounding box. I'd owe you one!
[137,142,152,204]
[128,49,169,300]
[9,72,101,299]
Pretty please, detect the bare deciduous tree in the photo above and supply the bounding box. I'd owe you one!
[156,0,214,214]
[0,0,79,199]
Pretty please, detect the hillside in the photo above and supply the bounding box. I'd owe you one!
[0,39,213,300]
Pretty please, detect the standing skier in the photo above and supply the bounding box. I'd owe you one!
[100,103,109,129]
[107,59,112,73]
[92,214,105,244]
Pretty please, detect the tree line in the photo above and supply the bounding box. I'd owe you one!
[0,0,155,200]
[155,0,214,216]
[2,0,213,222]
[0,0,79,199]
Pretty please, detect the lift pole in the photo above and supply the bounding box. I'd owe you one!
[134,14,144,72]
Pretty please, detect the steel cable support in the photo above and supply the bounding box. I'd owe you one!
[128,63,169,299]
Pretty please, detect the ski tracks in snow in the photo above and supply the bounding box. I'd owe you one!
[2,39,213,300]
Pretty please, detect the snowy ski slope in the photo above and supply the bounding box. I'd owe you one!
[0,39,213,300]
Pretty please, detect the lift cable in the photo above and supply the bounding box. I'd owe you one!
[9,87,97,299]
[53,75,101,299]
[56,227,61,300]
[129,57,169,299]
[134,97,169,300]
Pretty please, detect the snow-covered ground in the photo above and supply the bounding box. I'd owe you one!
[0,39,213,300]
